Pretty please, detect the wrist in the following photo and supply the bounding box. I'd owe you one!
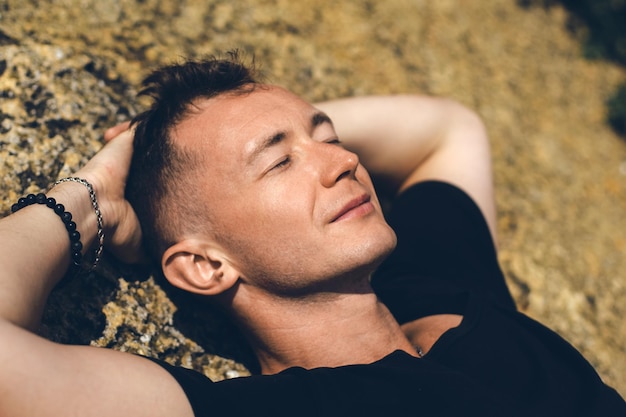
[48,177,104,271]
[53,177,104,271]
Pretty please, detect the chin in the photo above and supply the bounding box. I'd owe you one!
[369,228,397,268]
[344,225,397,276]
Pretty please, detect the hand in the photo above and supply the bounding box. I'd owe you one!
[75,123,146,263]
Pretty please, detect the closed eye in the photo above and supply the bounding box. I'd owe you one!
[269,156,291,171]
[325,138,342,145]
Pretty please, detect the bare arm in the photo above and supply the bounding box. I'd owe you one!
[0,130,194,417]
[315,95,497,242]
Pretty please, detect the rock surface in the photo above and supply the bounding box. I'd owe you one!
[1,0,624,394]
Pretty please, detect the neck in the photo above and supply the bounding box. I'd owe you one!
[229,281,417,374]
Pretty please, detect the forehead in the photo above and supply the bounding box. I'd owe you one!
[171,85,317,158]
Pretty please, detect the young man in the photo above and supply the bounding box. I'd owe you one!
[0,54,624,416]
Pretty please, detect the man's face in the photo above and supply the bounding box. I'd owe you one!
[173,86,397,296]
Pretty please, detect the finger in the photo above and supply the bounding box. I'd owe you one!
[76,127,136,194]
[98,128,136,173]
[107,217,149,265]
[104,121,132,142]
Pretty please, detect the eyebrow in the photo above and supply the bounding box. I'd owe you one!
[246,111,334,166]
[311,112,333,128]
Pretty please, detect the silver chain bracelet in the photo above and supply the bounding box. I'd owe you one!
[54,177,105,271]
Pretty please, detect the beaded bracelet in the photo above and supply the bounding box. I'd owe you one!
[54,177,104,271]
[11,193,84,270]
[11,177,104,273]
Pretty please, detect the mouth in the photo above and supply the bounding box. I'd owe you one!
[331,194,374,223]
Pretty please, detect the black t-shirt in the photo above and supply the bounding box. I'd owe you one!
[151,181,626,416]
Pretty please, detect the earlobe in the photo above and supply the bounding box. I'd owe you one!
[161,240,240,296]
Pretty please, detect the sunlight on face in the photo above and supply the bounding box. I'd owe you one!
[172,86,397,295]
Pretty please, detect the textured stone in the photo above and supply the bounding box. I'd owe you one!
[1,0,624,396]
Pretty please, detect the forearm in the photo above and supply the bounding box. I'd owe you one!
[315,95,454,187]
[0,181,98,330]
[0,127,142,331]
[316,94,498,241]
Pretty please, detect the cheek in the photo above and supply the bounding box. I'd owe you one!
[217,182,315,253]
[255,179,314,229]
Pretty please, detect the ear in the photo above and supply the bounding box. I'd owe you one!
[161,239,240,296]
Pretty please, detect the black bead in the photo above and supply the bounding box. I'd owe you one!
[17,197,27,208]
[26,194,36,204]
[71,251,82,263]
[69,231,81,242]
[11,203,19,212]
[35,193,46,204]
[61,211,72,223]
[65,221,77,232]
[71,241,83,252]
[46,197,56,208]
[53,203,65,215]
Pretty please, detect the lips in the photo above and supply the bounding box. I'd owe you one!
[330,194,372,223]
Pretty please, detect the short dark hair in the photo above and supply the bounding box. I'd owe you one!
[127,51,260,265]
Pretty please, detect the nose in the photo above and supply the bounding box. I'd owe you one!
[316,142,360,188]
